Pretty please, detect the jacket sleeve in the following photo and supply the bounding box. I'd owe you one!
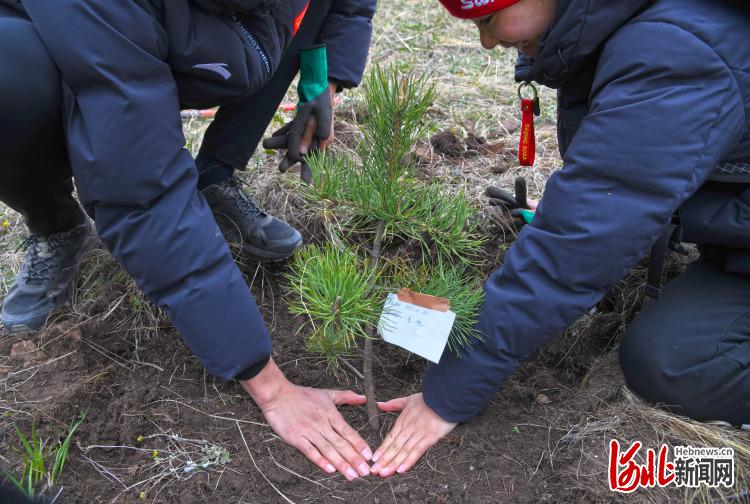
[422,21,747,422]
[316,0,375,88]
[22,0,272,381]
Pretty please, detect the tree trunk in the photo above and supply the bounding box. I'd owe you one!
[363,334,378,431]
[363,221,385,432]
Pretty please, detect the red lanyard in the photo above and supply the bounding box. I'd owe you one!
[518,82,540,167]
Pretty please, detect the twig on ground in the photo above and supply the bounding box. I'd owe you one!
[147,399,267,427]
[8,351,76,377]
[236,421,297,504]
[266,445,330,490]
[337,356,365,380]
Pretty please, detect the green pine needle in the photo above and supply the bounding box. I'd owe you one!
[289,65,486,361]
[407,263,485,355]
[303,67,485,266]
[286,243,383,365]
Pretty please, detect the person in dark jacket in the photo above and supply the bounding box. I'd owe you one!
[0,0,376,480]
[369,0,750,477]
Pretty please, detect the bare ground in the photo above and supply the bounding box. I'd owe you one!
[2,0,750,502]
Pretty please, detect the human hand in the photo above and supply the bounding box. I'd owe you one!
[262,82,337,183]
[370,393,457,477]
[241,358,372,481]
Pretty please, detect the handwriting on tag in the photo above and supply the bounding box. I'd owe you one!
[377,292,456,363]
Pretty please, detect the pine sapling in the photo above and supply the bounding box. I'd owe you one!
[287,66,485,431]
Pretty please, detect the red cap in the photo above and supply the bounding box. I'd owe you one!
[438,0,522,19]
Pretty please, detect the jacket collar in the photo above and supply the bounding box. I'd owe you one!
[517,0,652,89]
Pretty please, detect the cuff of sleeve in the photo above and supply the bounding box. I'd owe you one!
[327,73,357,90]
[422,366,474,424]
[235,355,271,381]
[423,336,523,423]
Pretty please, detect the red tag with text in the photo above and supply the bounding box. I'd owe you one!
[518,98,536,166]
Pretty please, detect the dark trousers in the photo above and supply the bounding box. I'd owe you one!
[0,0,331,235]
[198,0,333,171]
[620,258,750,426]
[0,4,80,235]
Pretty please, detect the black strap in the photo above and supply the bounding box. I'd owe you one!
[646,214,682,299]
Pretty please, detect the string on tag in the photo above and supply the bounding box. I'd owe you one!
[517,82,540,167]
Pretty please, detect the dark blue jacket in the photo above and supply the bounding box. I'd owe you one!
[424,0,750,422]
[20,0,374,380]
[183,0,374,90]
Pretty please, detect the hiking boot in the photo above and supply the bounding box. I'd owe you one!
[201,176,302,261]
[1,219,97,334]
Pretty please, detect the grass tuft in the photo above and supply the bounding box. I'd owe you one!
[4,409,87,498]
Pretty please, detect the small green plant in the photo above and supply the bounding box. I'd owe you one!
[287,66,485,430]
[286,243,383,363]
[3,410,87,498]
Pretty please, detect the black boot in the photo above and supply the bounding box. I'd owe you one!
[2,218,97,333]
[202,176,302,262]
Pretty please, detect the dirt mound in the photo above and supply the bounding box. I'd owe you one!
[429,130,505,159]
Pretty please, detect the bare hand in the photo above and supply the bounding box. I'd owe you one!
[371,393,457,477]
[241,359,372,480]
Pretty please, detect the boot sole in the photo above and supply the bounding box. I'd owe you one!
[238,237,302,263]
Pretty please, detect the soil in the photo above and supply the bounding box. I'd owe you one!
[0,245,650,504]
[428,130,504,160]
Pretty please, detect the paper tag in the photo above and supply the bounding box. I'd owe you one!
[377,292,456,363]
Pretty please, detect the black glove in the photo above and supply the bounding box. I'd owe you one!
[298,138,318,185]
[262,88,332,182]
[486,177,535,224]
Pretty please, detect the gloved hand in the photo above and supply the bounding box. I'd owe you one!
[486,177,535,224]
[262,90,331,180]
[262,45,333,184]
[297,138,318,185]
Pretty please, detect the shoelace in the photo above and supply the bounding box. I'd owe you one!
[17,232,73,285]
[225,178,268,219]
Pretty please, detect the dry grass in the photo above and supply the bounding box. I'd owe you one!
[78,429,234,502]
[1,0,749,501]
[560,353,750,503]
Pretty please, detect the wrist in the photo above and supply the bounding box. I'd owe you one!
[240,358,289,409]
[328,80,341,95]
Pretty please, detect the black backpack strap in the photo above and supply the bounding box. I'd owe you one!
[646,211,682,299]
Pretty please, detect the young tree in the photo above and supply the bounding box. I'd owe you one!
[286,66,485,430]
